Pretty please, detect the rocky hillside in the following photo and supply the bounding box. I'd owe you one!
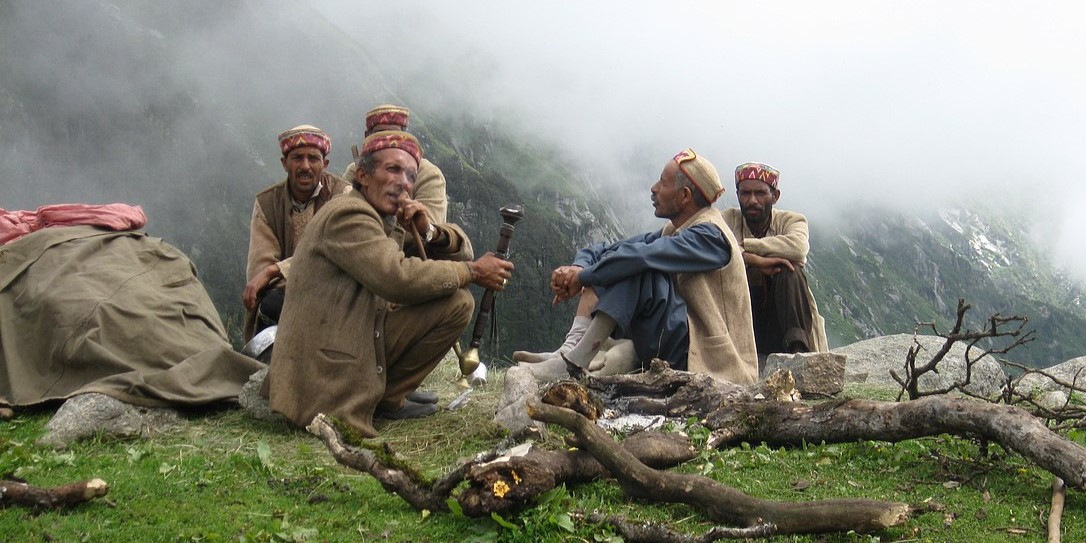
[808,206,1085,367]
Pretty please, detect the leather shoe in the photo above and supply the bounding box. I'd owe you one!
[375,400,438,420]
[406,390,438,404]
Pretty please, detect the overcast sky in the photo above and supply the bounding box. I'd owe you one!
[312,0,1086,280]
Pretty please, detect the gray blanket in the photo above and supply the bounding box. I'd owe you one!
[0,225,262,407]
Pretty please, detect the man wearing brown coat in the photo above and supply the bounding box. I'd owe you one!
[265,131,513,437]
[242,125,351,340]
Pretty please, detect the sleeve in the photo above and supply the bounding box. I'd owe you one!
[245,201,282,282]
[319,203,473,305]
[577,223,731,287]
[743,211,809,263]
[414,161,448,224]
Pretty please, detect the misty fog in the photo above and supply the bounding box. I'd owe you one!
[2,0,1084,284]
[313,0,1086,279]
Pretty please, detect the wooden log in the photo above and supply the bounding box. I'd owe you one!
[0,478,108,509]
[704,396,1086,489]
[1049,477,1066,543]
[458,430,696,517]
[527,397,911,534]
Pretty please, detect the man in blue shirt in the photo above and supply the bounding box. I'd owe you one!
[520,149,758,384]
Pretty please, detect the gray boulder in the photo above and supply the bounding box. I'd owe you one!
[238,367,286,422]
[833,334,1007,398]
[493,365,545,436]
[38,393,182,449]
[1014,356,1086,395]
[764,352,846,397]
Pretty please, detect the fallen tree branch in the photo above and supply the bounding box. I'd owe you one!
[527,396,911,535]
[586,359,798,416]
[307,412,696,517]
[1049,477,1065,543]
[703,396,1086,489]
[0,478,109,509]
[459,430,695,516]
[586,512,776,542]
[306,413,462,512]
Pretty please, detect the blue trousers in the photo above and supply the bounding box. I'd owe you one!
[593,270,690,370]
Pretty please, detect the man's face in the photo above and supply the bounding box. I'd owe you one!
[356,148,418,216]
[280,146,328,202]
[737,179,779,225]
[651,161,687,220]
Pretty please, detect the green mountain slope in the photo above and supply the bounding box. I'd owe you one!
[808,206,1086,367]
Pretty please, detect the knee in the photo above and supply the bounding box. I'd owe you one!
[449,288,475,328]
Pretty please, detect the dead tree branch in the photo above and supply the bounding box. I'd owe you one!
[0,478,108,509]
[527,396,911,535]
[891,298,1035,401]
[703,395,1086,489]
[307,412,696,517]
[1049,477,1066,543]
[585,512,776,542]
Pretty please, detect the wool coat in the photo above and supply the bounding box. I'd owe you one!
[265,190,475,437]
[661,207,759,385]
[720,207,829,352]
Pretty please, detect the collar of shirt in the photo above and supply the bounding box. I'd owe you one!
[290,179,324,213]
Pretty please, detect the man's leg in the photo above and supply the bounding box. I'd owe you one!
[257,288,286,327]
[378,289,474,418]
[538,270,689,374]
[513,289,598,363]
[752,268,814,357]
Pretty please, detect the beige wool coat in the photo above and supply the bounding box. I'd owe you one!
[720,207,829,352]
[661,207,759,385]
[265,190,475,436]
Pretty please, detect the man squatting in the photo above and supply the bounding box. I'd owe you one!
[264,130,514,437]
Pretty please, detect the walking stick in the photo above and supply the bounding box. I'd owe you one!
[457,205,525,382]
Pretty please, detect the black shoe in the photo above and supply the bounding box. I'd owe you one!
[406,390,439,404]
[375,400,438,420]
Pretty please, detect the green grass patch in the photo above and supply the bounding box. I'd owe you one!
[2,363,1081,542]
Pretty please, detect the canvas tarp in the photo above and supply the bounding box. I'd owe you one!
[0,225,263,407]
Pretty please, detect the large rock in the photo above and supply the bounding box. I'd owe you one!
[764,352,846,397]
[38,393,182,449]
[493,365,545,436]
[1014,356,1086,395]
[833,334,1007,398]
[238,367,286,422]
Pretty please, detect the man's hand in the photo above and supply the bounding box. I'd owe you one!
[397,197,431,236]
[743,252,801,277]
[243,263,281,311]
[469,252,515,291]
[550,265,584,305]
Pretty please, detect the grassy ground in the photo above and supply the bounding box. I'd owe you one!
[1,362,1082,542]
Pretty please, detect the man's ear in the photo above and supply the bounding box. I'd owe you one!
[280,156,288,172]
[771,188,781,204]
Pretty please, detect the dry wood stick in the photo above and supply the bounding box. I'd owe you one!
[1048,477,1065,543]
[705,396,1086,489]
[0,478,108,509]
[527,397,910,535]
